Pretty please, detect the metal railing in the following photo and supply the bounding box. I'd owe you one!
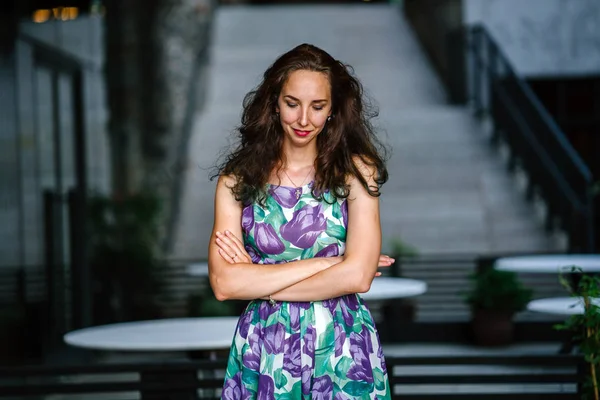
[467,25,595,253]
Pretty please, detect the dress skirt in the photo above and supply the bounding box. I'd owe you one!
[221,294,392,400]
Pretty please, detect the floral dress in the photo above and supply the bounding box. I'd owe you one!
[221,182,392,400]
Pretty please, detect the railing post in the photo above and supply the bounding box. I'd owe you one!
[584,184,596,253]
[42,190,59,352]
[472,28,482,115]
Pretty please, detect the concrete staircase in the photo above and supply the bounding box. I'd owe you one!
[171,4,566,322]
[380,105,564,255]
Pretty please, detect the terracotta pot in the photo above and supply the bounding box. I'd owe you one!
[471,309,515,346]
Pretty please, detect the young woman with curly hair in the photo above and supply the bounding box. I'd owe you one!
[208,43,393,399]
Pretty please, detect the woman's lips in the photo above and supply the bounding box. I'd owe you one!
[293,129,311,137]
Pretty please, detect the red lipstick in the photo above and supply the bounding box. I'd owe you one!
[293,129,311,137]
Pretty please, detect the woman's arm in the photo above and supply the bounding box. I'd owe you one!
[208,175,341,301]
[267,159,384,301]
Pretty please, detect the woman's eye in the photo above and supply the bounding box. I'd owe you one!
[286,103,297,108]
[314,106,324,111]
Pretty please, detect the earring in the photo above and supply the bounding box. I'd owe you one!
[327,116,332,122]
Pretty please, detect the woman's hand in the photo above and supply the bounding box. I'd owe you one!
[375,254,395,277]
[215,230,252,264]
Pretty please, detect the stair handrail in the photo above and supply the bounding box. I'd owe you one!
[467,24,595,252]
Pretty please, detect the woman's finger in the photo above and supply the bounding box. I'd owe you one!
[216,232,238,260]
[225,230,246,249]
[216,237,234,254]
[218,248,235,264]
[224,231,252,262]
[378,255,395,267]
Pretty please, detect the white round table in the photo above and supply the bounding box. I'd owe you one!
[64,317,238,399]
[527,297,600,315]
[360,277,427,300]
[64,317,238,352]
[494,254,600,273]
[186,261,209,277]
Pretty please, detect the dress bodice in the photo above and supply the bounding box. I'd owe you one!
[242,181,348,264]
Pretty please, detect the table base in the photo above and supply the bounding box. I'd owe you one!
[140,369,198,400]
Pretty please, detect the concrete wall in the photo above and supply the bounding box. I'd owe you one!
[464,0,600,77]
[0,15,110,269]
[20,15,110,194]
[403,0,465,103]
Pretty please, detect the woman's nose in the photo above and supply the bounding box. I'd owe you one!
[298,108,309,126]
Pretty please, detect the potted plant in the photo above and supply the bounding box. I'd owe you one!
[88,191,166,324]
[380,238,420,338]
[464,268,533,346]
[555,268,600,400]
[389,237,419,277]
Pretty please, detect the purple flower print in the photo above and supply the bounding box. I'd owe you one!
[289,302,311,332]
[322,297,339,316]
[238,311,253,339]
[302,364,313,396]
[257,375,275,400]
[263,322,285,354]
[324,296,358,327]
[361,325,374,354]
[254,223,285,255]
[303,325,316,359]
[242,349,260,371]
[312,375,333,400]
[315,243,339,258]
[335,393,349,400]
[378,343,387,374]
[258,300,281,321]
[242,205,254,233]
[347,331,374,383]
[340,296,359,327]
[246,245,261,263]
[222,372,242,400]
[341,200,348,227]
[289,304,300,332]
[248,324,263,355]
[280,204,327,249]
[334,322,346,357]
[345,294,359,310]
[268,185,301,208]
[283,333,301,377]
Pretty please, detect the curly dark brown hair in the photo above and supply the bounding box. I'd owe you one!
[213,43,388,205]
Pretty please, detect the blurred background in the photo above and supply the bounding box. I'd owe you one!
[0,0,599,397]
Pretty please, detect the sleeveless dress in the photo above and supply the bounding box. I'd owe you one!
[221,182,392,400]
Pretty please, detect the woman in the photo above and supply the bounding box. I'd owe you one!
[208,43,393,399]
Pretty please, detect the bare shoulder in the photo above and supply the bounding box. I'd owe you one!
[214,174,242,208]
[217,173,238,189]
[351,155,377,182]
[347,155,379,198]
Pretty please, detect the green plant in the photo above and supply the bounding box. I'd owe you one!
[555,268,600,400]
[464,268,533,312]
[388,237,418,277]
[389,237,419,259]
[187,293,236,317]
[88,191,165,323]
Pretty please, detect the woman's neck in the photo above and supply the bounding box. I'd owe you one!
[281,143,317,171]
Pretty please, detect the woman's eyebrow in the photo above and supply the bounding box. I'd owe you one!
[283,94,329,103]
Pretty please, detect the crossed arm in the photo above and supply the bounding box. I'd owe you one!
[207,163,390,302]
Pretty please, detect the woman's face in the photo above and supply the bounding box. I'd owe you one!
[276,69,332,148]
